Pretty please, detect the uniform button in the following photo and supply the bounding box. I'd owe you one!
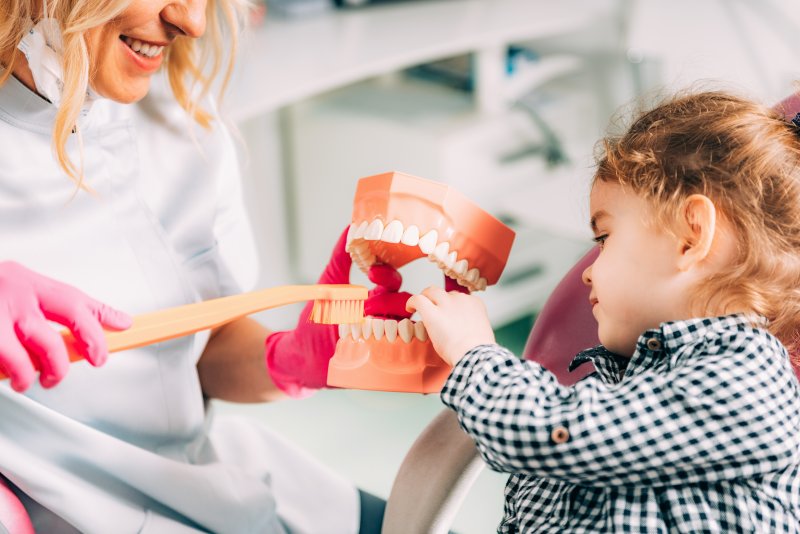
[551,426,570,444]
[646,338,662,351]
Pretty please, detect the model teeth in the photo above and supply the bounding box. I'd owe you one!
[346,218,489,292]
[400,225,420,246]
[123,37,164,58]
[339,317,430,344]
[418,230,438,255]
[382,220,404,243]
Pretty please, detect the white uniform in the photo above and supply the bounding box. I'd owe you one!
[0,74,359,534]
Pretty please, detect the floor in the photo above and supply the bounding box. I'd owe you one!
[213,315,535,534]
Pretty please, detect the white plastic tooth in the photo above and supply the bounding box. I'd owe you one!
[398,319,413,343]
[433,242,450,266]
[444,251,457,270]
[365,219,384,240]
[372,318,385,340]
[338,323,349,338]
[381,220,404,244]
[477,277,488,291]
[414,321,428,342]
[350,324,361,341]
[353,220,368,239]
[345,223,357,251]
[466,268,480,284]
[361,317,373,340]
[400,225,420,246]
[384,320,398,342]
[453,259,468,276]
[418,230,438,254]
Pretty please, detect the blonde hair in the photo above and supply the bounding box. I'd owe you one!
[0,0,246,185]
[595,91,800,360]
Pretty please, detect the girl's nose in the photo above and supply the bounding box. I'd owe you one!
[162,0,207,39]
[581,264,592,286]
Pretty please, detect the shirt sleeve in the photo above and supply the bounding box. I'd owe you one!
[440,339,800,487]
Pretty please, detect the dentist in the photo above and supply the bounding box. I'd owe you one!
[0,0,388,532]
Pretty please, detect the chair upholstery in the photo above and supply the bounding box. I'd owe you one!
[0,477,34,534]
[383,248,599,534]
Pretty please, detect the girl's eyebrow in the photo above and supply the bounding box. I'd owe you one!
[590,210,610,232]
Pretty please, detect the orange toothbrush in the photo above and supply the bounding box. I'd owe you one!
[0,284,367,380]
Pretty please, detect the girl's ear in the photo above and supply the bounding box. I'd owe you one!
[676,194,717,271]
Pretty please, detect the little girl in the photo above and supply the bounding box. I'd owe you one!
[408,91,800,533]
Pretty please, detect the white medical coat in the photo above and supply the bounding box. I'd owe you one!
[0,74,358,534]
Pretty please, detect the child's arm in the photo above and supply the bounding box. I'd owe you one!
[408,289,800,487]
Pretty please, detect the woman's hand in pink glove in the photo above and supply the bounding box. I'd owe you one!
[0,261,132,392]
[264,227,412,397]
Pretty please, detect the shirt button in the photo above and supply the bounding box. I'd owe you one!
[646,338,662,351]
[550,426,570,444]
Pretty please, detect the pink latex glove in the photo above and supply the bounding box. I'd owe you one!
[265,228,405,397]
[0,261,132,392]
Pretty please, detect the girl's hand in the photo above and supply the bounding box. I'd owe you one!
[406,286,495,366]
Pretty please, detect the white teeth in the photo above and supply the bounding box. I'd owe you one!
[345,223,357,251]
[384,320,398,342]
[346,219,488,292]
[414,321,428,342]
[445,251,457,270]
[398,319,413,343]
[418,230,438,254]
[361,318,373,340]
[433,242,450,266]
[353,221,368,239]
[365,219,384,240]
[336,316,430,344]
[381,220,404,243]
[400,225,420,246]
[124,37,164,58]
[372,318,385,340]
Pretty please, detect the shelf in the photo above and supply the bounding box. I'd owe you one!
[225,0,614,121]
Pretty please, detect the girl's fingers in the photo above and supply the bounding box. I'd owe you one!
[420,286,447,304]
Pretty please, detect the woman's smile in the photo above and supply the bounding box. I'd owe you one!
[118,35,166,73]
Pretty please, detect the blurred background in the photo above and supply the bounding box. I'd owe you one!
[213,1,800,531]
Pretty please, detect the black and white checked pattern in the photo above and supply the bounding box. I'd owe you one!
[441,314,800,533]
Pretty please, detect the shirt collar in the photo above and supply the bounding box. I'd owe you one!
[569,313,765,384]
[0,72,58,134]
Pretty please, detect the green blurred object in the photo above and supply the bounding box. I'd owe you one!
[493,313,535,357]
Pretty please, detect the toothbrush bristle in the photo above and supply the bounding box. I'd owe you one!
[310,299,365,324]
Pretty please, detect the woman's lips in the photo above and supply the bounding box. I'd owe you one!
[118,35,164,73]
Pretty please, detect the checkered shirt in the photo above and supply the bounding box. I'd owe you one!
[441,314,800,533]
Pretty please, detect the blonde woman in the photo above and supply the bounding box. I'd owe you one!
[0,1,390,532]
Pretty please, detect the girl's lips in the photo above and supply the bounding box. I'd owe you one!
[118,36,164,73]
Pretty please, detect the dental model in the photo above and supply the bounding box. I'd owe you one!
[327,171,515,393]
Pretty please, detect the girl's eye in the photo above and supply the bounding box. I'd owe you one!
[593,234,608,249]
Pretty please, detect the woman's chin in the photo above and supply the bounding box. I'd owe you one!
[92,78,151,104]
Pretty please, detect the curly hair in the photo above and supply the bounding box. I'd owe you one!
[595,91,800,359]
